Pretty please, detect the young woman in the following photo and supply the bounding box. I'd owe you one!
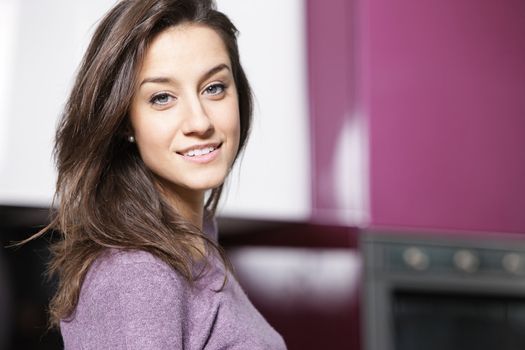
[31,0,287,348]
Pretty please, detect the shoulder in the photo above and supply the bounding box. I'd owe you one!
[62,249,188,348]
[91,248,174,272]
[82,249,187,299]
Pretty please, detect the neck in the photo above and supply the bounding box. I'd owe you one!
[156,179,205,230]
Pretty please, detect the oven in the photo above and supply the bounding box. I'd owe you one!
[362,230,525,350]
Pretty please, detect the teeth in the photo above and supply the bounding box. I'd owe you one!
[184,146,215,157]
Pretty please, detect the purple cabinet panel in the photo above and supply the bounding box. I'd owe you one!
[367,0,525,232]
[308,0,525,232]
[307,0,357,220]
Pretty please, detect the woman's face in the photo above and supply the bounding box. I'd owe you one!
[129,24,240,201]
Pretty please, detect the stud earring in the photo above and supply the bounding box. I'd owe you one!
[128,135,135,143]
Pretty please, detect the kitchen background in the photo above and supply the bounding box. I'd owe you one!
[0,0,524,349]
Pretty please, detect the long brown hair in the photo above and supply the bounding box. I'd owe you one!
[29,0,252,328]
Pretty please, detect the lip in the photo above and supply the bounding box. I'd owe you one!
[176,142,222,155]
[176,142,222,164]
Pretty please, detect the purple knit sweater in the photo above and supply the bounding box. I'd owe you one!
[60,221,286,349]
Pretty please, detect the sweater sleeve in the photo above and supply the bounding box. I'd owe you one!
[77,254,186,350]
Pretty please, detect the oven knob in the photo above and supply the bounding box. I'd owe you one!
[453,249,479,273]
[402,247,429,271]
[502,253,523,274]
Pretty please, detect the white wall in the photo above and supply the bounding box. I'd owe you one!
[0,0,310,220]
[0,0,115,206]
[216,0,310,220]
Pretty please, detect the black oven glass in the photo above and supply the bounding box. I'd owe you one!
[393,291,525,350]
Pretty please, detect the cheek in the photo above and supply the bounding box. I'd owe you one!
[130,109,175,158]
[224,108,241,152]
[137,127,175,167]
[136,119,170,143]
[222,98,241,147]
[131,104,164,140]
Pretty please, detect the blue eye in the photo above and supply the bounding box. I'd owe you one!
[204,83,225,96]
[150,93,174,105]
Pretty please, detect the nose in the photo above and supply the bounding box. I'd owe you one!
[180,95,213,136]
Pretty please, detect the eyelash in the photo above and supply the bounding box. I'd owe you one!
[149,92,173,106]
[148,83,227,107]
[204,83,226,96]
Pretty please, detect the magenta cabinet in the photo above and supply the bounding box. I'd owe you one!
[308,0,355,218]
[308,0,525,233]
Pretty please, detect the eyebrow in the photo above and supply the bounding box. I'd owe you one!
[139,63,231,87]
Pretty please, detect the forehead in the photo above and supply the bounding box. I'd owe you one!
[138,24,231,80]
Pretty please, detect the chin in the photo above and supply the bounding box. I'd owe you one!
[181,174,228,192]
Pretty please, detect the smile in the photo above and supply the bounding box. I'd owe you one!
[184,146,216,157]
[177,143,222,163]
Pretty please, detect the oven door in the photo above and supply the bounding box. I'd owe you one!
[362,231,525,350]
